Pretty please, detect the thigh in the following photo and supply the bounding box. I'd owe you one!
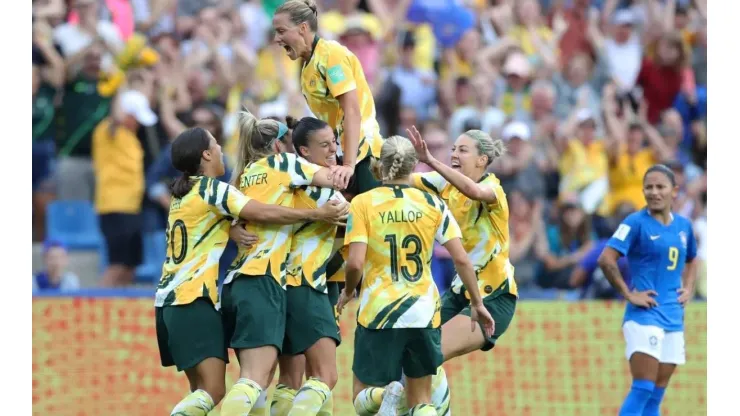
[403,374,433,409]
[184,356,227,399]
[655,362,678,388]
[441,315,486,362]
[660,331,686,365]
[402,328,443,379]
[622,320,666,363]
[161,299,229,372]
[223,275,287,352]
[352,326,404,387]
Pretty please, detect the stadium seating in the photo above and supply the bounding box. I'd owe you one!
[46,201,103,250]
[135,230,166,283]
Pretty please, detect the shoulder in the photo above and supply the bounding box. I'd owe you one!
[320,38,352,57]
[623,210,647,226]
[673,214,694,230]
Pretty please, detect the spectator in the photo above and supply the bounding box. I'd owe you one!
[493,121,546,200]
[56,43,112,202]
[557,108,608,214]
[93,89,156,287]
[569,203,634,299]
[385,31,438,122]
[508,190,544,289]
[54,0,124,71]
[33,240,81,292]
[33,19,65,241]
[449,74,505,141]
[535,194,595,290]
[636,31,689,124]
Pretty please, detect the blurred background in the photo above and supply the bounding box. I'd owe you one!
[31,0,707,415]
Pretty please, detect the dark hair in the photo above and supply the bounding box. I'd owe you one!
[286,115,330,158]
[644,164,677,187]
[170,127,212,198]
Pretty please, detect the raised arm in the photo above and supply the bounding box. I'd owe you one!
[407,126,498,204]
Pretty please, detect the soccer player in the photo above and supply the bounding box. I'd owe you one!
[272,0,383,194]
[598,164,697,416]
[336,136,495,416]
[220,112,350,416]
[367,127,513,414]
[268,116,347,416]
[155,127,348,416]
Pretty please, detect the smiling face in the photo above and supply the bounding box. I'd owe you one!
[298,126,338,167]
[451,134,487,180]
[272,12,311,60]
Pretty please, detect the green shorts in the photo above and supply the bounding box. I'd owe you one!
[283,285,341,355]
[440,291,517,351]
[353,326,443,386]
[221,274,287,353]
[327,281,343,327]
[155,298,228,372]
[346,157,381,197]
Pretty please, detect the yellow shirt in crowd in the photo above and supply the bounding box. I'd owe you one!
[91,118,144,214]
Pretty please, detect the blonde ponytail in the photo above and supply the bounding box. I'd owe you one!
[231,110,282,186]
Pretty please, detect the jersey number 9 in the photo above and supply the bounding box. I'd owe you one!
[166,219,188,265]
[667,246,679,271]
[384,234,423,283]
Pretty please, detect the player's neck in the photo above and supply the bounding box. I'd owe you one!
[648,209,674,225]
[383,179,408,186]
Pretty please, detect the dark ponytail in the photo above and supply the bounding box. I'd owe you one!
[170,127,212,199]
[288,115,330,158]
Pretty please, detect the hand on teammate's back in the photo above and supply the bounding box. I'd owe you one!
[228,224,258,249]
[470,303,496,338]
[627,289,659,308]
[318,199,350,226]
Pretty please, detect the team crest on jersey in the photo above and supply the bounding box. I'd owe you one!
[679,231,688,248]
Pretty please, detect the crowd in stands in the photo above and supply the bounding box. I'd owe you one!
[32,0,707,300]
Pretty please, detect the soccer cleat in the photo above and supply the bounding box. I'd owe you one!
[377,381,405,416]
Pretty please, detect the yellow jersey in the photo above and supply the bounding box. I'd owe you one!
[286,186,345,291]
[604,148,656,214]
[225,153,322,287]
[155,177,252,307]
[411,172,518,300]
[91,119,144,214]
[345,184,462,329]
[300,36,382,163]
[558,139,608,193]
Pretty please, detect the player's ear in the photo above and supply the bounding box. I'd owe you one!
[202,149,212,162]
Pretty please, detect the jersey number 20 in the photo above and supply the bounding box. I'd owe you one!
[384,234,422,283]
[166,219,188,265]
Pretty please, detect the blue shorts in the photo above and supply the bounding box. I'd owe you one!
[32,140,55,191]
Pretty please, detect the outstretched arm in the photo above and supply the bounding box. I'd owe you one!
[407,126,498,204]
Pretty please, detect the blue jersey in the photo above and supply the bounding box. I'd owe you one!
[606,209,697,332]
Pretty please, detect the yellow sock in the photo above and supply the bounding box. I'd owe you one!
[222,378,262,416]
[249,390,269,416]
[409,404,437,416]
[170,389,214,416]
[287,377,331,416]
[353,387,385,416]
[431,367,450,416]
[270,384,297,416]
[316,395,333,416]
